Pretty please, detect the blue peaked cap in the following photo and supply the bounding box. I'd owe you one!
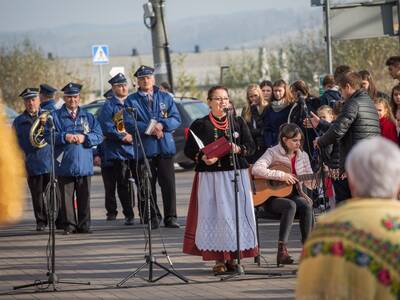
[134,65,154,78]
[19,88,39,99]
[61,82,82,96]
[108,73,127,85]
[39,84,57,96]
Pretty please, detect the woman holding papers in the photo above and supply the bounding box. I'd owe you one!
[182,85,258,275]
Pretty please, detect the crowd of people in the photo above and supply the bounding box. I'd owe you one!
[3,55,400,297]
[182,57,400,280]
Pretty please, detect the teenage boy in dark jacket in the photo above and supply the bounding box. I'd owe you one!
[319,75,341,108]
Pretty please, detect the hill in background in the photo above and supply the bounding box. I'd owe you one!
[0,8,322,58]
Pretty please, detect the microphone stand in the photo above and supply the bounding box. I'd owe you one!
[117,109,188,286]
[298,96,329,214]
[14,117,90,291]
[222,109,244,278]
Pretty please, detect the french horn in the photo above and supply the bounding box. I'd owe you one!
[112,109,126,133]
[29,111,50,148]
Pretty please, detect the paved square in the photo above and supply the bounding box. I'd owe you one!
[0,170,300,299]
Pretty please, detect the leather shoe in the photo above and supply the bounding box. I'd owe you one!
[164,217,180,228]
[36,224,46,231]
[63,226,76,235]
[151,218,160,230]
[124,217,134,226]
[106,214,117,221]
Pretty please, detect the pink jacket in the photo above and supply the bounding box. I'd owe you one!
[252,144,315,190]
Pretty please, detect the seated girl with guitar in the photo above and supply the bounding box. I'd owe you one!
[252,123,317,266]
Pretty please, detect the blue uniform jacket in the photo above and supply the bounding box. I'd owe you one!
[97,97,135,161]
[40,99,57,111]
[45,105,103,177]
[13,110,51,176]
[124,87,181,158]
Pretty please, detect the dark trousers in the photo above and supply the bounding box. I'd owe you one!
[263,195,313,244]
[133,157,177,222]
[101,165,117,217]
[333,178,352,204]
[58,176,91,230]
[27,174,50,226]
[109,160,134,218]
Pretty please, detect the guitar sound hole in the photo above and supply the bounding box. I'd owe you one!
[268,180,285,188]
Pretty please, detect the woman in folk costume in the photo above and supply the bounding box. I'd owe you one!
[183,86,258,275]
[296,137,400,300]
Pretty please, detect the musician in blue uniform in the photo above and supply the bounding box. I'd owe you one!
[98,73,136,225]
[46,82,103,235]
[124,65,181,229]
[13,88,51,231]
[93,88,116,221]
[39,84,57,111]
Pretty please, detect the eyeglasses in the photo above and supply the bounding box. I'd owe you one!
[211,97,229,102]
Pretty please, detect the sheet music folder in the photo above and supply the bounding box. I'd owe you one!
[189,129,231,159]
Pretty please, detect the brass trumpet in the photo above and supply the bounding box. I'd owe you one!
[29,111,50,148]
[112,109,126,133]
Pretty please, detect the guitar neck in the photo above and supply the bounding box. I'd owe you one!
[297,173,316,181]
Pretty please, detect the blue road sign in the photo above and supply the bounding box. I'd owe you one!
[92,45,109,65]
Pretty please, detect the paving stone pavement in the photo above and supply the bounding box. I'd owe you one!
[0,170,301,299]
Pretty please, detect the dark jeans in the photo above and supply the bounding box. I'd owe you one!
[101,165,117,217]
[333,178,351,204]
[262,195,313,243]
[132,157,177,222]
[111,160,134,218]
[27,174,50,225]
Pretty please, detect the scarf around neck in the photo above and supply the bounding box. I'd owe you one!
[271,99,290,112]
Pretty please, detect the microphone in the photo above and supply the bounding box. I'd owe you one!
[47,114,55,128]
[223,107,232,113]
[297,91,306,105]
[297,91,308,115]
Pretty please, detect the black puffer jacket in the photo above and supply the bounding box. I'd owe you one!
[317,89,380,171]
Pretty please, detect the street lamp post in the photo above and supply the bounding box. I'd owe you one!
[143,0,174,92]
[325,0,333,74]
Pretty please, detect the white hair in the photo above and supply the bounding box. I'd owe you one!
[345,137,400,199]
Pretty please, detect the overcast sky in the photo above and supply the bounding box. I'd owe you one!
[0,0,318,32]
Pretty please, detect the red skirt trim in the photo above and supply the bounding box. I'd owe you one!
[182,172,259,261]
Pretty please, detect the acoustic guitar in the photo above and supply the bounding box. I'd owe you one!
[251,164,316,207]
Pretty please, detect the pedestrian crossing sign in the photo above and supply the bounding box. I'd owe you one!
[92,45,109,65]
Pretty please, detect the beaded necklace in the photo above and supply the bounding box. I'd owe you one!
[209,112,228,139]
[208,112,228,130]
